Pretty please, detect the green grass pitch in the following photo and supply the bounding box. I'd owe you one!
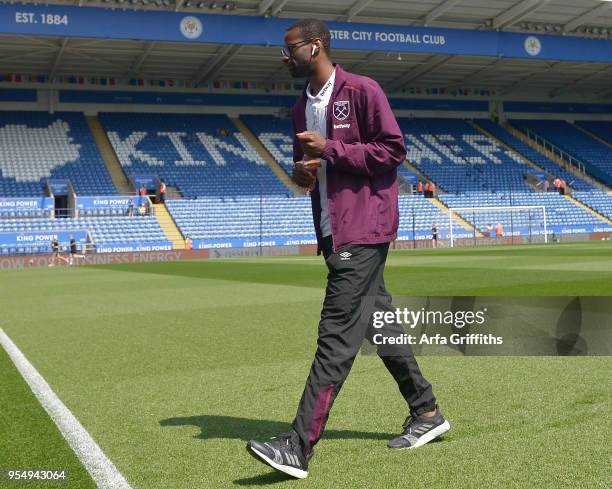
[0,242,610,488]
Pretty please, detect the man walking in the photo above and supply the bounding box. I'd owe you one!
[247,19,449,479]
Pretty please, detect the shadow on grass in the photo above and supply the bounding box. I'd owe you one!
[233,470,295,486]
[159,414,392,442]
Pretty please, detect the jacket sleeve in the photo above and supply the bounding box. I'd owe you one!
[292,106,304,163]
[322,86,406,177]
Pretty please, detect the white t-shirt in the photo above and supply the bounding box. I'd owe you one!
[305,68,336,238]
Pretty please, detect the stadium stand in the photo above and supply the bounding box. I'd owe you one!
[474,119,594,192]
[240,115,294,175]
[0,215,169,255]
[241,114,416,190]
[243,114,527,201]
[572,191,612,220]
[399,118,531,193]
[397,194,464,239]
[99,112,290,198]
[510,120,612,186]
[439,191,609,234]
[0,111,116,197]
[166,194,465,246]
[575,121,612,146]
[0,207,52,219]
[166,196,313,246]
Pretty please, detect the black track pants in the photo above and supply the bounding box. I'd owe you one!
[291,236,437,457]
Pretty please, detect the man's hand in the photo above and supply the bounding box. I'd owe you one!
[292,159,320,189]
[296,131,326,158]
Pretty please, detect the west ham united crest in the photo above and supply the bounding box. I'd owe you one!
[333,100,350,121]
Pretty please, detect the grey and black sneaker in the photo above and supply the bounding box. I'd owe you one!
[388,408,450,449]
[246,432,309,479]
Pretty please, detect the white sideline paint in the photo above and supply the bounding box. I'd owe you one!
[0,328,133,489]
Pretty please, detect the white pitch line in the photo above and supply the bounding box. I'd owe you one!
[0,328,132,489]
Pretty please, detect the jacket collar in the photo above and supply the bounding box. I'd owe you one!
[300,63,347,103]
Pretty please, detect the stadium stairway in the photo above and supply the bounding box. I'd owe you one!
[572,123,612,150]
[429,197,482,236]
[503,121,608,192]
[153,203,185,249]
[565,195,612,225]
[231,117,305,197]
[87,116,132,194]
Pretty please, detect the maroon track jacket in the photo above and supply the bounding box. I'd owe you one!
[291,64,407,253]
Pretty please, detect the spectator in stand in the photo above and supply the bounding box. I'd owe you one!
[138,202,147,216]
[424,181,431,198]
[417,180,423,194]
[139,184,147,197]
[495,222,504,241]
[159,179,167,204]
[485,224,492,238]
[184,235,192,250]
[559,179,566,195]
[429,181,436,197]
[127,199,134,216]
[545,179,550,192]
[431,224,438,248]
[553,177,561,194]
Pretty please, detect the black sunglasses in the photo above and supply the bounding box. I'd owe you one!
[281,38,316,58]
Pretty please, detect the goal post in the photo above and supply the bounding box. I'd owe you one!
[448,205,548,247]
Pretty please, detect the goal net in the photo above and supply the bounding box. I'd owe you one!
[448,206,548,247]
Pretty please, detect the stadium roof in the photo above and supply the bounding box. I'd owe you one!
[0,0,611,100]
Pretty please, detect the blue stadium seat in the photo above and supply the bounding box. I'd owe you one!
[399,118,532,194]
[99,113,290,198]
[0,215,168,251]
[0,111,116,197]
[166,194,461,243]
[474,119,593,192]
[511,120,612,186]
[572,191,612,220]
[439,191,608,234]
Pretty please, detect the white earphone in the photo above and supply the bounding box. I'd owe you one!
[311,46,317,56]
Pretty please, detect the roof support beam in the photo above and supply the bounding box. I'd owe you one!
[424,0,462,26]
[549,65,612,97]
[348,51,380,74]
[563,3,612,33]
[384,55,453,92]
[491,0,550,30]
[598,86,612,100]
[65,50,123,70]
[0,48,56,65]
[498,61,559,95]
[192,44,241,87]
[258,0,276,15]
[342,0,374,21]
[446,58,505,89]
[270,0,289,17]
[49,38,69,80]
[127,41,156,78]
